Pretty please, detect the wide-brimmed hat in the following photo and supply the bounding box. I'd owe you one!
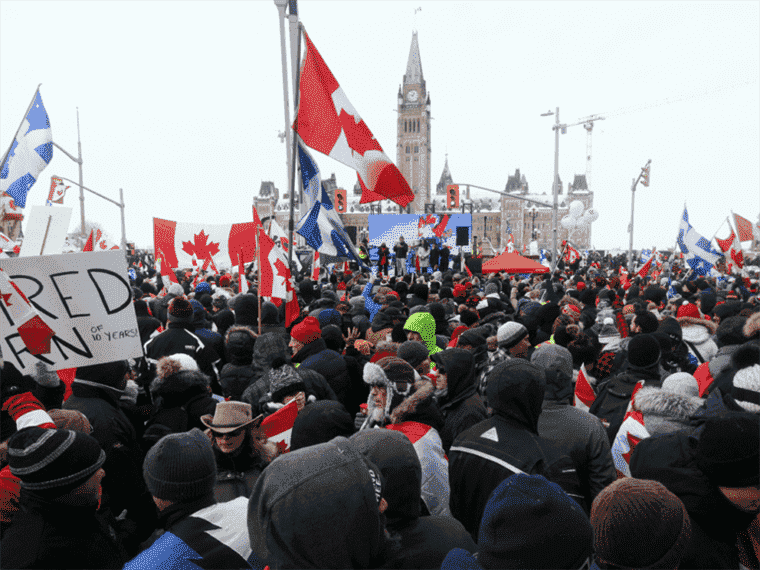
[200,401,262,433]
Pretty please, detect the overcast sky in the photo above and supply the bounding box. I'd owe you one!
[2,1,758,251]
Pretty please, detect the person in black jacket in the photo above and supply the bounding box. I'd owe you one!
[2,427,127,569]
[394,236,409,276]
[62,360,157,554]
[589,333,665,444]
[448,360,549,541]
[431,348,487,454]
[143,297,221,389]
[377,242,391,276]
[351,429,477,569]
[219,326,258,400]
[429,243,440,271]
[289,317,351,409]
[134,299,161,345]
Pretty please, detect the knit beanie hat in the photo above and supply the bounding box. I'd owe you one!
[695,412,760,488]
[167,283,185,297]
[459,309,479,327]
[268,365,306,402]
[591,478,692,569]
[716,316,748,347]
[662,372,700,399]
[195,281,212,295]
[290,401,356,452]
[676,301,700,319]
[478,474,593,570]
[396,340,430,369]
[234,294,259,327]
[484,283,499,296]
[317,308,342,329]
[731,364,760,412]
[167,296,193,325]
[8,427,105,496]
[700,291,717,315]
[627,333,661,368]
[531,344,573,380]
[635,311,660,334]
[597,317,621,346]
[496,321,528,350]
[143,428,216,502]
[76,359,129,390]
[291,316,322,344]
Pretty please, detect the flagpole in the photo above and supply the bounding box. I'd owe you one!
[256,233,262,335]
[287,22,303,269]
[274,0,294,261]
[0,84,41,171]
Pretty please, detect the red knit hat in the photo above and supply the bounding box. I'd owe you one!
[453,284,467,298]
[219,275,232,288]
[676,302,700,319]
[576,281,586,291]
[290,316,322,344]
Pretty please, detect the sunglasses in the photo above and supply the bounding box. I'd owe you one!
[213,427,246,439]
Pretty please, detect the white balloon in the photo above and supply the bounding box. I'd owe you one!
[560,215,574,229]
[569,200,584,219]
[588,209,600,222]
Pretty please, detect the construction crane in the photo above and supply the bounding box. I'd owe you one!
[563,114,605,187]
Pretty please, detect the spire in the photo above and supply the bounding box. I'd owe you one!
[404,31,424,85]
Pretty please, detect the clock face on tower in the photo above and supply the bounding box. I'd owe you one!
[406,89,418,102]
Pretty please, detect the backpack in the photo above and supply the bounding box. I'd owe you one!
[588,373,640,445]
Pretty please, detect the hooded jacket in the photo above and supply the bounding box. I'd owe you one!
[448,360,549,541]
[219,326,258,400]
[678,316,719,364]
[630,392,758,569]
[404,312,442,358]
[292,338,351,407]
[242,333,292,415]
[537,368,615,513]
[349,430,476,569]
[360,375,450,518]
[247,438,390,569]
[145,369,218,448]
[431,349,487,454]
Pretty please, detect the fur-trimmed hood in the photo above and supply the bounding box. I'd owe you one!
[150,368,210,398]
[389,379,436,425]
[743,311,760,340]
[224,325,258,365]
[634,386,703,435]
[678,315,717,334]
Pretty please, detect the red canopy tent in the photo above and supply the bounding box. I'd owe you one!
[481,251,550,274]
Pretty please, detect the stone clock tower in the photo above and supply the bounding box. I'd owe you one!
[396,31,431,214]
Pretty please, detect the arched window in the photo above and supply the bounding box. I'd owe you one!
[406,145,410,153]
[417,119,420,131]
[414,145,419,153]
[404,121,408,133]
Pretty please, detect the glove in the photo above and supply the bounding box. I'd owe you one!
[33,361,61,388]
[1,362,36,407]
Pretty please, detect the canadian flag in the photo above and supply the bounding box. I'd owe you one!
[261,400,299,454]
[0,231,14,250]
[610,381,648,478]
[258,228,299,326]
[563,242,580,264]
[294,31,414,208]
[83,229,119,252]
[0,267,56,355]
[716,229,744,273]
[269,218,302,272]
[733,212,756,242]
[636,249,656,278]
[153,218,258,279]
[312,251,320,281]
[574,364,596,412]
[47,176,69,205]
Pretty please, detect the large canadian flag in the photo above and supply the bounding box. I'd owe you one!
[258,228,299,326]
[294,31,415,208]
[153,218,258,277]
[733,212,756,242]
[716,229,744,273]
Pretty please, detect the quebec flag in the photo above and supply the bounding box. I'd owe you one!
[677,206,723,276]
[295,141,364,266]
[0,89,53,208]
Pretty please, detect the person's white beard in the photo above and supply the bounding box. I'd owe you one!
[370,404,386,424]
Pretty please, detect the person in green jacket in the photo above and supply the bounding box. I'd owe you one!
[404,312,443,359]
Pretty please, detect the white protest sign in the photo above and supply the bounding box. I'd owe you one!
[0,250,142,372]
[19,206,72,257]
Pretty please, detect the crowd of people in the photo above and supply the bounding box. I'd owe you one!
[1,247,760,569]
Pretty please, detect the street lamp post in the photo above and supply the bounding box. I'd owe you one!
[541,109,560,270]
[528,206,539,241]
